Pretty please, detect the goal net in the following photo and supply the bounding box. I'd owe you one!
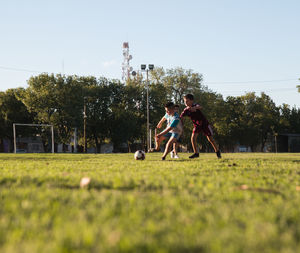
[13,123,54,153]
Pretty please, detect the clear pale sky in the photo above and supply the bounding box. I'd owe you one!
[1,0,300,107]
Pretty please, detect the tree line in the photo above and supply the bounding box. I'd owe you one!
[0,67,300,152]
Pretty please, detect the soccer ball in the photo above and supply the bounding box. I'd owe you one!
[134,150,145,160]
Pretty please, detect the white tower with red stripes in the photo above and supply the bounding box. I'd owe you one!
[122,42,133,81]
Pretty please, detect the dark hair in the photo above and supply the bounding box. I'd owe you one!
[164,102,175,109]
[184,94,194,100]
[174,104,179,108]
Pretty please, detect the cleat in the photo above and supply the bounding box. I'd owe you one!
[189,153,199,159]
[161,156,166,161]
[174,155,179,159]
[216,150,222,159]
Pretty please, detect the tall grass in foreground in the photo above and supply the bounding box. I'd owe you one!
[0,153,300,253]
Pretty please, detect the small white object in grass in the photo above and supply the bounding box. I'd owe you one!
[80,177,91,188]
[240,185,249,190]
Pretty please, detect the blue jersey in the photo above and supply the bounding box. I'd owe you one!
[164,112,183,135]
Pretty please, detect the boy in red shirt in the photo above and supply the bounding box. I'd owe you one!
[180,94,221,159]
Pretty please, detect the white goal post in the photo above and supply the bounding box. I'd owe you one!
[13,123,54,153]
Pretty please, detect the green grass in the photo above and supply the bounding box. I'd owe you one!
[1,153,300,253]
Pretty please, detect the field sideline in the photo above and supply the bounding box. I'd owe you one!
[0,153,300,253]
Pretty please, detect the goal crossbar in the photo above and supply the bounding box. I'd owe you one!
[13,123,54,153]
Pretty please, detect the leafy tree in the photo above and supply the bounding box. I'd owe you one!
[84,79,112,152]
[213,96,243,151]
[20,74,88,145]
[279,104,300,133]
[151,67,204,104]
[254,93,280,151]
[2,68,297,154]
[0,89,34,150]
[105,81,143,151]
[218,93,279,151]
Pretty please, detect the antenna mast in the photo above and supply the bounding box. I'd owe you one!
[122,42,133,81]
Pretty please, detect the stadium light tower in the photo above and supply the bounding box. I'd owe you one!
[141,64,154,151]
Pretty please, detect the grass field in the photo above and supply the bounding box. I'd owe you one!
[1,153,300,253]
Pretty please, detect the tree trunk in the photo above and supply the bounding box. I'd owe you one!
[93,134,100,153]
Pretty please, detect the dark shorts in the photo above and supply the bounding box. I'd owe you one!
[193,124,213,136]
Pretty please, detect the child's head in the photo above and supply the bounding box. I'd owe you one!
[183,94,194,107]
[164,102,175,115]
[174,104,179,113]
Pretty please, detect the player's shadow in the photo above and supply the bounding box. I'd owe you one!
[153,159,199,162]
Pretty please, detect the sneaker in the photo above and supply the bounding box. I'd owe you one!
[189,153,199,159]
[216,150,222,159]
[161,156,166,161]
[170,151,174,158]
[174,155,179,159]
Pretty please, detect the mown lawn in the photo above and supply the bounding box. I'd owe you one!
[0,153,300,253]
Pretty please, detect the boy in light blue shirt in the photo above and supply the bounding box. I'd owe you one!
[150,102,183,160]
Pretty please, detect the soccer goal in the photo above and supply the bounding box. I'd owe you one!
[13,123,54,153]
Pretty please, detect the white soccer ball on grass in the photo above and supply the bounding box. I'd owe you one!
[134,150,145,160]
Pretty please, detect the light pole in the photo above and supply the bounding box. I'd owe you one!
[141,64,154,151]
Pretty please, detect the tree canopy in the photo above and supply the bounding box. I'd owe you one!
[1,68,299,152]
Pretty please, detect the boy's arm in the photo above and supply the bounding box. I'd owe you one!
[156,117,166,129]
[180,108,188,118]
[157,126,173,138]
[157,118,179,137]
[190,104,202,112]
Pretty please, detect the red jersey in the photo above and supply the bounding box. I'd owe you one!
[180,103,209,127]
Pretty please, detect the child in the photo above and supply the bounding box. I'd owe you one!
[150,102,183,160]
[180,94,221,159]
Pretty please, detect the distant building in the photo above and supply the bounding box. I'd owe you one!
[275,133,300,152]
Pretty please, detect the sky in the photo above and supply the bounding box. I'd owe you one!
[1,0,300,107]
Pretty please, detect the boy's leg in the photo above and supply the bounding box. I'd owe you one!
[189,131,200,158]
[191,132,199,153]
[202,124,221,158]
[172,141,178,154]
[150,135,165,152]
[206,135,221,158]
[206,135,218,152]
[173,141,178,155]
[162,137,177,159]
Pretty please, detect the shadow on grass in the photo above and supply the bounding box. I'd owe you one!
[0,156,91,162]
[235,185,285,197]
[0,177,165,192]
[159,160,194,162]
[130,244,205,253]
